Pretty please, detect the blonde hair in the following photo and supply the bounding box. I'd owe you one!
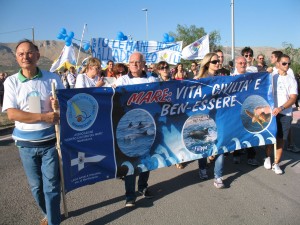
[196,53,218,79]
[86,57,101,72]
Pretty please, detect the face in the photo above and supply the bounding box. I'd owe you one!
[191,63,197,71]
[88,65,101,77]
[208,55,220,72]
[108,62,114,69]
[278,57,290,73]
[235,57,247,74]
[115,67,125,78]
[158,64,170,78]
[257,55,264,63]
[129,53,145,76]
[178,64,182,70]
[243,51,253,63]
[15,42,40,70]
[216,52,224,64]
[270,54,277,64]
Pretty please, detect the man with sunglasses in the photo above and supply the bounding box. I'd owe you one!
[267,51,295,78]
[263,54,298,174]
[256,54,268,72]
[115,52,156,207]
[241,47,258,73]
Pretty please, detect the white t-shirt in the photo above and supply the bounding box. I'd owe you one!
[246,66,258,73]
[271,67,294,78]
[75,73,100,88]
[115,73,157,86]
[2,70,65,140]
[273,74,298,116]
[67,72,76,86]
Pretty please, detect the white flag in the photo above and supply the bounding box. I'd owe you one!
[50,45,76,72]
[181,35,209,60]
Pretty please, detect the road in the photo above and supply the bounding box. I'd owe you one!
[0,130,300,225]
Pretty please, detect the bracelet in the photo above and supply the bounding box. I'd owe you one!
[280,106,285,110]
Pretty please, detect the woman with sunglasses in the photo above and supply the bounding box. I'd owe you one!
[157,61,171,82]
[113,63,127,79]
[75,57,105,88]
[193,52,225,188]
[195,53,220,79]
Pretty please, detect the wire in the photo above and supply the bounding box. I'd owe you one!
[0,27,33,35]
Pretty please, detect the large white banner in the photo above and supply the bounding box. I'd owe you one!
[91,38,183,65]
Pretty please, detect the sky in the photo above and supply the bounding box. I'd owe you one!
[0,0,299,48]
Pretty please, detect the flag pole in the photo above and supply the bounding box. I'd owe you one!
[51,82,68,217]
[76,23,87,69]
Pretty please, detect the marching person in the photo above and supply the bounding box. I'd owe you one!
[2,39,64,225]
[114,52,157,207]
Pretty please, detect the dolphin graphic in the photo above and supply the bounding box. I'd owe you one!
[124,130,149,141]
[188,128,209,140]
[245,109,270,129]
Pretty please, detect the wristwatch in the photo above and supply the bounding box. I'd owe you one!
[280,106,285,111]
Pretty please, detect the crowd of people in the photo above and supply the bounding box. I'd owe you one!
[1,39,299,225]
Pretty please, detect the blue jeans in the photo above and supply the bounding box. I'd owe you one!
[124,171,149,201]
[18,145,61,225]
[198,154,224,178]
[214,154,224,179]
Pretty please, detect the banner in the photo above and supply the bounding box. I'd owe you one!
[57,72,276,192]
[91,38,183,65]
[181,34,210,60]
[50,45,76,72]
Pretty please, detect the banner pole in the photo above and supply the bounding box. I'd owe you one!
[76,23,87,69]
[51,82,68,217]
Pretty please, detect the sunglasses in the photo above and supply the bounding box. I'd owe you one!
[210,60,220,64]
[160,66,169,70]
[244,54,253,58]
[281,62,291,66]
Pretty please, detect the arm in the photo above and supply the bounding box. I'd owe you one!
[272,94,297,116]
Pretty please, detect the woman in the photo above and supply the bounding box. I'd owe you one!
[75,57,105,88]
[113,63,127,79]
[194,52,225,188]
[195,53,220,79]
[157,61,171,81]
[173,63,187,80]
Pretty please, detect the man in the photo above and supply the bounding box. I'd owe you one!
[2,39,64,225]
[187,61,198,79]
[262,54,298,174]
[241,47,258,73]
[256,54,268,72]
[115,52,156,207]
[215,49,230,76]
[231,56,259,166]
[101,60,114,77]
[267,51,295,77]
[67,66,77,88]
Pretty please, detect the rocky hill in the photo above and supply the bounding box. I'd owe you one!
[0,40,90,74]
[0,40,279,75]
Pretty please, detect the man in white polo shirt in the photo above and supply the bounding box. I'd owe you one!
[115,52,156,207]
[2,39,64,225]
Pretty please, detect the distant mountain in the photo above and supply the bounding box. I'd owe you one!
[0,40,90,74]
[0,40,279,75]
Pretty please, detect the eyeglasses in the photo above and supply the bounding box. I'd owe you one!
[237,62,247,65]
[281,62,291,66]
[129,61,142,65]
[210,60,220,64]
[160,66,169,70]
[244,54,253,58]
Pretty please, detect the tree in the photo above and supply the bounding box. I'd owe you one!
[169,24,221,67]
[282,42,300,74]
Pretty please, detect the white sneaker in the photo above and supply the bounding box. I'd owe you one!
[272,163,283,175]
[214,177,224,189]
[264,157,271,170]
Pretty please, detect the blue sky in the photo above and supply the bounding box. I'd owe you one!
[1,0,299,48]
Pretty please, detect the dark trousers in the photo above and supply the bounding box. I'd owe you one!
[125,171,149,200]
[233,147,256,159]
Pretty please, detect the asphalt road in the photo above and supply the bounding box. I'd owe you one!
[1,132,300,225]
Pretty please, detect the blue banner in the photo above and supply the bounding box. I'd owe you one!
[57,72,276,192]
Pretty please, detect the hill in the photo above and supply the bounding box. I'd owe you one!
[0,40,90,74]
[0,40,279,75]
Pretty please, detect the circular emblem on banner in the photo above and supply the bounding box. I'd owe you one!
[66,93,98,131]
